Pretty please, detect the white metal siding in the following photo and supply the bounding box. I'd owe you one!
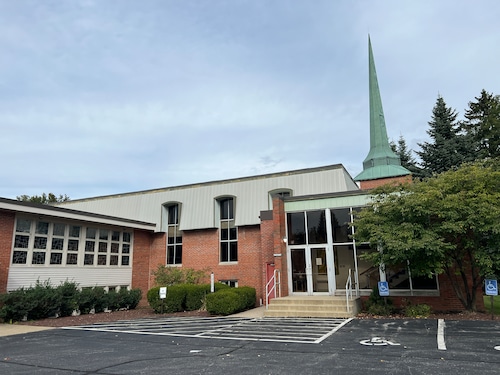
[6,267,132,291]
[59,166,359,231]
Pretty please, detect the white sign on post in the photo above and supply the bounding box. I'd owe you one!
[159,287,167,299]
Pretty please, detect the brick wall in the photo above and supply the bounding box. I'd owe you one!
[131,229,152,306]
[0,210,15,293]
[359,174,412,190]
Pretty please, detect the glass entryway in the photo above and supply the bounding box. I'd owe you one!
[291,246,329,294]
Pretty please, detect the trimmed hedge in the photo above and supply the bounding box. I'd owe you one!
[206,287,256,316]
[146,282,255,316]
[0,281,142,323]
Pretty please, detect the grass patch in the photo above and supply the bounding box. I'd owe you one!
[483,295,500,315]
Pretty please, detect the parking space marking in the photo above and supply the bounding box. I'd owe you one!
[437,319,447,350]
[63,317,351,344]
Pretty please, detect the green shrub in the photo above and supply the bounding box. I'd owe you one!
[57,281,80,317]
[363,286,394,316]
[237,286,256,309]
[119,288,142,310]
[206,289,242,315]
[164,285,188,313]
[27,280,62,320]
[77,287,107,314]
[152,265,209,286]
[0,288,34,322]
[184,284,209,311]
[403,303,431,318]
[147,286,162,313]
[105,290,122,311]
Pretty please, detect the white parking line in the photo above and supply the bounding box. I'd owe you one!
[437,319,446,350]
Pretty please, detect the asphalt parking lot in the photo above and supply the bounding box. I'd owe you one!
[1,318,499,374]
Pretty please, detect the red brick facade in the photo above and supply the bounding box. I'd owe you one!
[0,211,15,294]
[359,175,412,190]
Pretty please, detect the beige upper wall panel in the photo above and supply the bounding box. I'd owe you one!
[59,165,359,231]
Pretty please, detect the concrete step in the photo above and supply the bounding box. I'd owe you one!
[264,296,360,318]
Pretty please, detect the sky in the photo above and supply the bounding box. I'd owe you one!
[1,0,499,200]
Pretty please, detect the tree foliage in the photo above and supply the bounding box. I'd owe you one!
[353,159,500,311]
[390,135,424,178]
[17,193,70,204]
[461,89,500,159]
[416,96,473,177]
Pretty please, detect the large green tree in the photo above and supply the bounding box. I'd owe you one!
[461,89,500,159]
[353,158,500,311]
[416,96,473,177]
[17,193,70,204]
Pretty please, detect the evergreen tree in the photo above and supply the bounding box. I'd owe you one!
[17,193,70,204]
[416,96,471,176]
[390,136,424,178]
[461,89,500,159]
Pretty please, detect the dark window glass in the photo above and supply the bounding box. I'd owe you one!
[110,255,119,265]
[68,240,79,251]
[307,210,327,244]
[220,198,233,220]
[69,226,81,238]
[229,242,238,261]
[14,235,29,248]
[331,208,351,243]
[85,241,95,252]
[97,255,107,265]
[53,223,65,236]
[50,253,62,264]
[84,254,94,265]
[111,243,119,253]
[99,230,108,241]
[51,238,64,250]
[168,205,179,224]
[220,242,229,262]
[34,237,47,249]
[66,253,78,265]
[122,244,130,254]
[86,228,97,239]
[12,251,27,264]
[35,222,49,235]
[32,252,46,264]
[123,232,131,243]
[99,242,108,253]
[121,256,130,266]
[111,231,120,241]
[16,218,31,233]
[287,212,306,245]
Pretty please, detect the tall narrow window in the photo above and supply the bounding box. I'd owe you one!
[166,204,182,265]
[219,197,237,262]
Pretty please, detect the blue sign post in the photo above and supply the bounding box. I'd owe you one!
[378,281,390,297]
[485,279,498,296]
[485,279,498,320]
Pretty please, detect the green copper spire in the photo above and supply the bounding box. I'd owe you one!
[355,37,410,181]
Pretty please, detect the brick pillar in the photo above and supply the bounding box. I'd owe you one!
[0,211,15,293]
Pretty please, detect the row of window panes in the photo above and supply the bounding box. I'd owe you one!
[287,208,360,245]
[12,218,131,266]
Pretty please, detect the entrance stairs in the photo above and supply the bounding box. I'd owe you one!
[264,296,360,318]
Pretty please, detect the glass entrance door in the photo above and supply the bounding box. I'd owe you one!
[291,247,329,294]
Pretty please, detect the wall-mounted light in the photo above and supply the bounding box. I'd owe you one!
[282,237,287,243]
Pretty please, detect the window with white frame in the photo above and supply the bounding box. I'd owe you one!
[165,203,182,265]
[219,197,237,262]
[11,216,132,267]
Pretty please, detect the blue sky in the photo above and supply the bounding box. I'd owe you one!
[1,0,499,199]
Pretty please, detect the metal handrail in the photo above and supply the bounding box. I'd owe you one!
[346,268,353,313]
[265,269,281,310]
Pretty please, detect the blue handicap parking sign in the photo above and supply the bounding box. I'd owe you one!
[378,281,389,296]
[485,279,498,296]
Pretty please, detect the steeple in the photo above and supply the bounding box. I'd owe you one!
[354,36,410,183]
